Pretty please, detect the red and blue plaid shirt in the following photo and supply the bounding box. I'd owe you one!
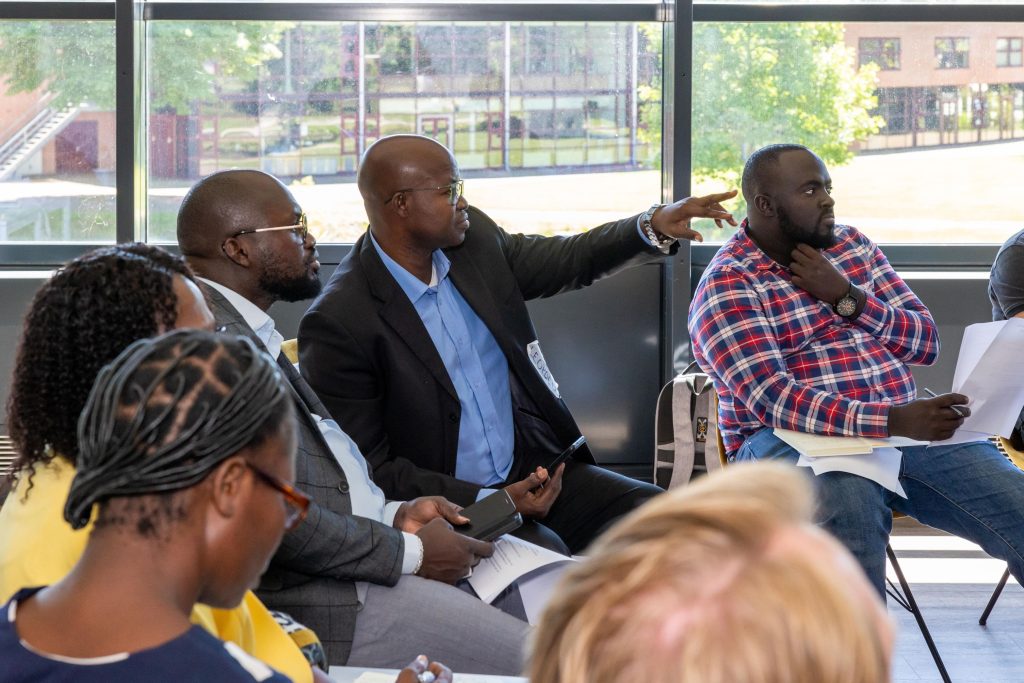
[689,222,939,455]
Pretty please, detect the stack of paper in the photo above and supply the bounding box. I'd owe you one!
[935,318,1024,445]
[774,429,925,457]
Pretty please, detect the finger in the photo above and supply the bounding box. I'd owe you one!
[466,537,495,557]
[714,218,723,230]
[429,662,454,683]
[943,393,970,405]
[551,463,566,482]
[696,208,735,221]
[406,655,429,673]
[441,501,469,525]
[678,228,703,243]
[699,189,738,203]
[793,243,820,259]
[535,466,550,481]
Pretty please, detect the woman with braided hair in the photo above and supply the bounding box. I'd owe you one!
[0,244,321,682]
[0,329,305,680]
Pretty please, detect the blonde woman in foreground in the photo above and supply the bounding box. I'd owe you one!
[528,462,894,683]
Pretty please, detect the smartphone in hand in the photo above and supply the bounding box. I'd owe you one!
[459,490,523,542]
[545,435,586,472]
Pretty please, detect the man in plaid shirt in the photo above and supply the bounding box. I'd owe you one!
[689,143,1024,594]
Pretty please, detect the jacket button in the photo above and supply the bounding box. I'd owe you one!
[448,413,458,422]
[337,481,350,494]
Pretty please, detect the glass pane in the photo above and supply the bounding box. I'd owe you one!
[146,20,661,243]
[693,22,1024,244]
[0,21,116,243]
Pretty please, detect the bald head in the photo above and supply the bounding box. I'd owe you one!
[357,134,455,207]
[176,170,295,259]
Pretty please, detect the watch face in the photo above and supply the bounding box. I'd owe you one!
[835,295,857,317]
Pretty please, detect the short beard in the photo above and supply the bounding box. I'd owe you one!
[778,205,835,250]
[260,271,322,302]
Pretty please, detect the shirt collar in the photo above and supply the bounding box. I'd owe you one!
[198,277,283,359]
[737,219,784,273]
[369,230,451,303]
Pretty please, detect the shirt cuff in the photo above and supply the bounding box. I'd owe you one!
[383,500,404,528]
[401,532,424,575]
[852,401,891,438]
[475,487,500,502]
[636,216,674,253]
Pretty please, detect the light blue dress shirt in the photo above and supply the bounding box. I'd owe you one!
[371,233,515,486]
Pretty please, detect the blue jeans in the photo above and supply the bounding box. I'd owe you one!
[736,429,1024,596]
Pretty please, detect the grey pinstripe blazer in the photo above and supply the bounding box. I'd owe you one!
[204,285,404,665]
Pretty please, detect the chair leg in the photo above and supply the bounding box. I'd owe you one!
[886,544,951,683]
[979,566,1011,626]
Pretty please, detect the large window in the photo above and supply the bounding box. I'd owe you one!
[0,3,1019,254]
[146,20,661,243]
[0,20,115,243]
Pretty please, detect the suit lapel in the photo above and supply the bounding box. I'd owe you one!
[202,284,337,456]
[445,249,525,369]
[358,233,459,400]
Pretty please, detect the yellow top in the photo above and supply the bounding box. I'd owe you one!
[0,458,310,683]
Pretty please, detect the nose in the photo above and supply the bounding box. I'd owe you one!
[456,192,468,210]
[822,192,835,209]
[304,230,317,249]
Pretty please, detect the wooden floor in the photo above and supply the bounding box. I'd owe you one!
[890,518,1024,682]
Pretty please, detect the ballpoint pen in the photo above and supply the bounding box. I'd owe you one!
[923,387,967,418]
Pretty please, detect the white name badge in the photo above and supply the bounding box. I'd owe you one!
[527,340,560,398]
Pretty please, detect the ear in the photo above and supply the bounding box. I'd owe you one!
[206,455,250,521]
[753,193,775,218]
[221,237,253,268]
[390,192,412,219]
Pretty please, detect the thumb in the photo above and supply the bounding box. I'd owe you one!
[442,500,469,525]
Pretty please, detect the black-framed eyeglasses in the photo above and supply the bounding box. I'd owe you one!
[384,180,464,206]
[247,461,311,531]
[229,213,310,241]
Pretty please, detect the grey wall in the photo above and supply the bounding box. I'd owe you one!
[0,260,993,481]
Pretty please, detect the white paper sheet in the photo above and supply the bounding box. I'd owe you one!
[797,447,907,498]
[467,535,576,604]
[934,318,1024,443]
[517,562,574,625]
[775,429,925,457]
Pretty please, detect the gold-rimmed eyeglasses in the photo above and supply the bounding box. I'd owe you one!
[229,213,310,242]
[384,180,464,206]
[247,461,311,531]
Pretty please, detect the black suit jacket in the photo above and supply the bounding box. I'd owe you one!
[298,206,670,506]
[204,285,404,664]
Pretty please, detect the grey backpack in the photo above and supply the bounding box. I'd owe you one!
[654,362,723,489]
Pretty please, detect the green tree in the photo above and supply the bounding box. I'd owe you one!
[0,21,289,112]
[693,23,881,183]
[638,23,881,204]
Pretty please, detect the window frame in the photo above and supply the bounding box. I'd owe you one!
[935,36,970,70]
[996,35,1023,67]
[859,36,901,70]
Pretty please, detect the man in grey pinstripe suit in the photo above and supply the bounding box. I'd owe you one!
[177,169,529,675]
